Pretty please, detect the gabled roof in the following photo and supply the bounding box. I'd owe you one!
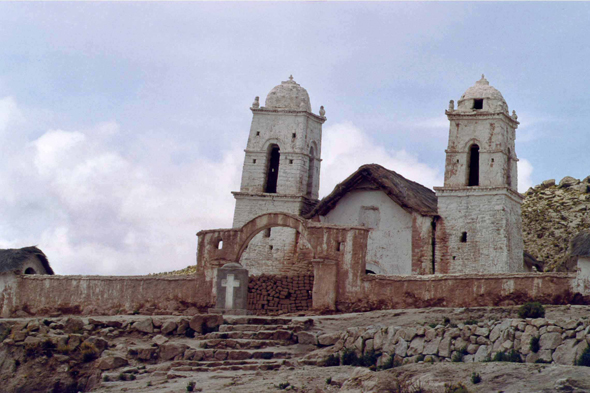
[306,164,438,218]
[0,246,54,275]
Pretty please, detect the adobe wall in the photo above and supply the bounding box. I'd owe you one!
[0,274,212,318]
[335,272,577,312]
[320,189,414,275]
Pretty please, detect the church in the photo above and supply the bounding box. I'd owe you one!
[229,75,525,277]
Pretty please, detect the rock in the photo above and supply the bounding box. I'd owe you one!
[489,326,502,342]
[364,339,374,353]
[395,338,408,357]
[474,327,490,337]
[64,317,85,334]
[473,345,490,362]
[423,337,441,355]
[189,314,223,333]
[407,337,424,356]
[572,183,589,193]
[541,179,556,188]
[133,319,154,334]
[128,346,158,361]
[82,336,108,353]
[96,356,128,370]
[297,331,317,345]
[159,343,188,361]
[438,337,451,358]
[540,332,562,350]
[553,339,577,365]
[318,332,340,346]
[161,321,177,335]
[68,334,83,349]
[152,335,169,345]
[559,176,579,188]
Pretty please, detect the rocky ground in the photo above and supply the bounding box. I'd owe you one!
[522,175,590,272]
[2,305,590,392]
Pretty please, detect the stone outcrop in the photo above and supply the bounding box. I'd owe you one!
[522,176,590,271]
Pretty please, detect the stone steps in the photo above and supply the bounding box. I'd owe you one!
[223,317,295,326]
[204,329,294,341]
[218,324,291,332]
[197,338,293,349]
[169,358,290,373]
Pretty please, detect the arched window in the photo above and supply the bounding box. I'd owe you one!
[265,144,280,193]
[306,146,315,198]
[24,267,36,275]
[468,144,480,186]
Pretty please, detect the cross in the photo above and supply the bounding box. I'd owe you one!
[221,274,240,310]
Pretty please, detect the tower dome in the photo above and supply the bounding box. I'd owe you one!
[456,75,508,114]
[264,75,312,112]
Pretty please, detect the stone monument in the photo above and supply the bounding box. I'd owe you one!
[208,262,251,315]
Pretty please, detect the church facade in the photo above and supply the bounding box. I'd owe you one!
[230,75,524,276]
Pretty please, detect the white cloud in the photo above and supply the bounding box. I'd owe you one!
[320,121,443,196]
[518,158,534,192]
[0,96,242,275]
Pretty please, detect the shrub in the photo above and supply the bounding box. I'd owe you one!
[444,382,470,393]
[277,382,290,390]
[518,302,545,319]
[118,373,126,381]
[428,323,437,328]
[464,320,478,325]
[324,354,340,367]
[416,354,425,363]
[443,317,451,325]
[530,336,540,353]
[493,350,522,363]
[80,342,99,362]
[451,351,464,363]
[186,381,196,392]
[576,346,590,367]
[360,350,381,368]
[341,349,360,366]
[102,375,110,382]
[325,377,332,385]
[470,372,481,384]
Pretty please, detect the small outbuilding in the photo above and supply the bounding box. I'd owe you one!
[0,246,53,276]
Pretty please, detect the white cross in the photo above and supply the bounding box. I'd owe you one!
[221,274,240,310]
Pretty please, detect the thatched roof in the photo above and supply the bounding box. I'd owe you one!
[570,231,590,257]
[0,246,54,275]
[306,164,438,218]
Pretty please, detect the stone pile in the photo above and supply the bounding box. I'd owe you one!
[248,274,313,315]
[522,175,590,271]
[302,317,590,366]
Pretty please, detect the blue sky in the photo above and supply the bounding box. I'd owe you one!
[1,2,589,275]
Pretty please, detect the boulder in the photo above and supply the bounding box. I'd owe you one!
[152,335,169,345]
[64,317,85,334]
[407,337,424,357]
[423,337,441,355]
[128,346,158,361]
[318,332,340,347]
[553,339,577,365]
[395,338,408,357]
[541,179,556,188]
[297,331,317,345]
[161,321,177,335]
[438,337,451,358]
[159,343,188,361]
[82,336,108,354]
[96,356,128,370]
[540,332,562,350]
[189,314,223,334]
[133,319,154,334]
[559,176,579,188]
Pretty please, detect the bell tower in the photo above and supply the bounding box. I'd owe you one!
[434,76,524,273]
[232,76,326,228]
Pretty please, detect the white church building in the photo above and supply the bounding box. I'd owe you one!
[230,75,525,277]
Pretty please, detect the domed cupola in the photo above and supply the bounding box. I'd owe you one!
[455,75,508,114]
[264,75,312,112]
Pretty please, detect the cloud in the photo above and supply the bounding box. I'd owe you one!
[0,96,242,275]
[320,121,443,196]
[518,158,534,192]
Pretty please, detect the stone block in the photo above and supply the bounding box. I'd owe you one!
[395,339,408,357]
[189,314,223,334]
[161,321,177,335]
[133,319,154,334]
[96,356,128,370]
[297,331,317,345]
[553,339,577,365]
[540,332,562,350]
[438,337,451,358]
[423,337,441,355]
[159,343,188,361]
[407,337,424,357]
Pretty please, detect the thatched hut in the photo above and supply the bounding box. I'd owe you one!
[0,246,53,275]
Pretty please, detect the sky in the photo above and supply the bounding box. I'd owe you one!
[1,2,589,275]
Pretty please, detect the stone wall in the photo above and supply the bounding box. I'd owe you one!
[0,274,212,318]
[332,266,577,313]
[308,316,590,366]
[247,274,313,315]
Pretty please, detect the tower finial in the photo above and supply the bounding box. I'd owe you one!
[289,75,294,81]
